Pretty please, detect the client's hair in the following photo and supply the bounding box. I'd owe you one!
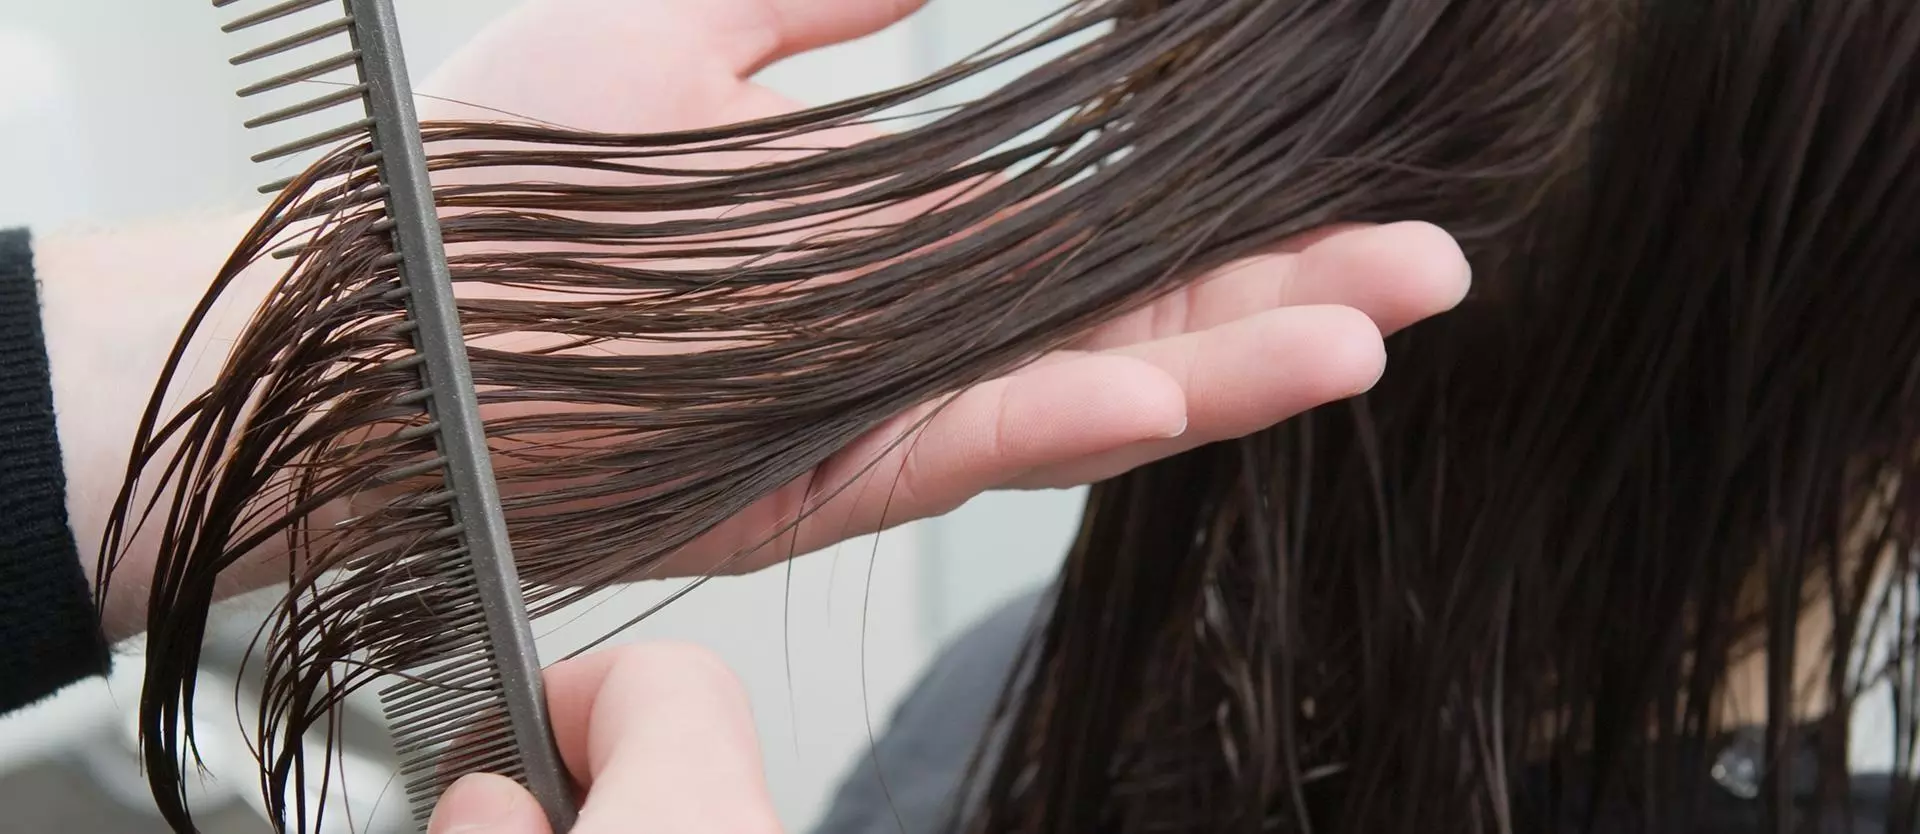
[98,0,1920,832]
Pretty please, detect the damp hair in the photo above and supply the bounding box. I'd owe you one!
[95,0,1920,833]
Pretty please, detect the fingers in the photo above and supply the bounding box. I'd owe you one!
[416,0,762,131]
[731,0,931,76]
[1285,221,1470,334]
[1009,304,1385,489]
[1075,221,1471,350]
[428,0,931,117]
[699,305,1376,571]
[814,353,1189,519]
[558,643,781,834]
[429,773,553,834]
[681,235,1433,570]
[685,353,1186,573]
[429,644,777,834]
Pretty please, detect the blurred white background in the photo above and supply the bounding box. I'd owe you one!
[0,0,1084,831]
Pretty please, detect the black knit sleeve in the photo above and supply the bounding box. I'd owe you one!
[0,227,110,713]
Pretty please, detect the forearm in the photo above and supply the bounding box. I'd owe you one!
[36,212,275,641]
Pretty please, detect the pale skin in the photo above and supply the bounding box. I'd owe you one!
[31,0,1472,830]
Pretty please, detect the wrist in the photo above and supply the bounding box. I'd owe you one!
[37,212,281,641]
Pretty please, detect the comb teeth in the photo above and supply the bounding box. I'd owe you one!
[219,1,578,830]
[243,84,366,129]
[237,51,363,98]
[229,17,353,65]
[369,551,532,829]
[214,0,369,193]
[251,117,374,164]
[221,0,337,32]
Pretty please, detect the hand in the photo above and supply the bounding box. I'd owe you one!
[51,0,1470,637]
[415,0,1473,575]
[427,643,780,834]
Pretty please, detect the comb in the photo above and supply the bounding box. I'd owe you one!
[211,0,578,830]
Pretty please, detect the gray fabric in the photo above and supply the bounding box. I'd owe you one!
[809,587,1047,834]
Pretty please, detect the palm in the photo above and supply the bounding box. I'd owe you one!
[417,0,1471,576]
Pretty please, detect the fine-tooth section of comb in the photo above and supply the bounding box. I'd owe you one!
[211,0,579,831]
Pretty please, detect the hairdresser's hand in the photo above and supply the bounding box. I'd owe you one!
[427,642,778,834]
[51,0,1477,639]
[417,0,1474,575]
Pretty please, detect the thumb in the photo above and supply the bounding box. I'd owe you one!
[735,0,932,75]
[427,773,552,834]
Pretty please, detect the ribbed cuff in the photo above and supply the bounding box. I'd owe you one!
[0,228,110,712]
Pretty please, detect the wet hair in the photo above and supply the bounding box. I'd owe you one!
[97,0,1920,831]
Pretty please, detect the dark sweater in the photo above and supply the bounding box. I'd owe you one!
[0,228,110,713]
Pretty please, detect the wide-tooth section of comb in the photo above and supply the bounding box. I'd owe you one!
[237,51,364,98]
[221,0,338,32]
[229,17,353,65]
[243,84,367,129]
[250,117,374,163]
[216,0,370,193]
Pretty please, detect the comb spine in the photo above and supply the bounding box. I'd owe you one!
[341,1,577,830]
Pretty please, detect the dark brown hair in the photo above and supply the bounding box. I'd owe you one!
[97,0,1920,831]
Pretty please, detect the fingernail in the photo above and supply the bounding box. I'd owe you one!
[429,774,528,834]
[1157,415,1189,439]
